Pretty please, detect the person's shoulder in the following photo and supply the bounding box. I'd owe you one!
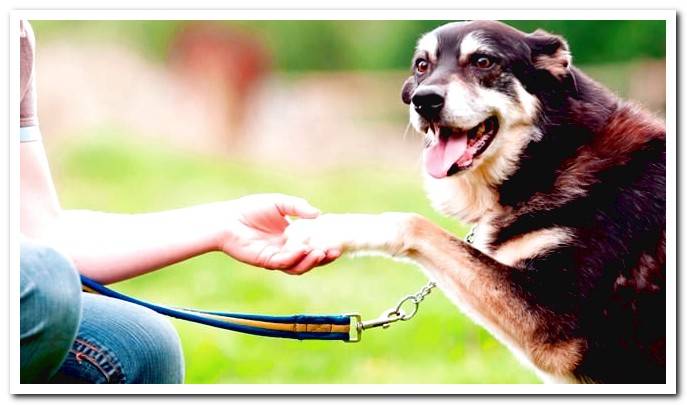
[20,19,36,68]
[20,20,35,41]
[20,20,36,48]
[20,19,39,129]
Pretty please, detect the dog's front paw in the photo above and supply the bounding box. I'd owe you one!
[284,214,353,253]
[285,213,415,256]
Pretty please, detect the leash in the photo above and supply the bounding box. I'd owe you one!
[80,274,436,343]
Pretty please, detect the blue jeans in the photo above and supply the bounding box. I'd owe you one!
[20,241,185,383]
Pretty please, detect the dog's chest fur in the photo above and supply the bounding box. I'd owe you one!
[468,210,573,269]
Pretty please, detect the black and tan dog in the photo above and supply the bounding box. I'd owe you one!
[286,21,666,384]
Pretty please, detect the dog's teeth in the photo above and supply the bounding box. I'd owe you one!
[477,121,486,136]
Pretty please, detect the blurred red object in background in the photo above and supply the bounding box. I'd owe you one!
[169,23,271,142]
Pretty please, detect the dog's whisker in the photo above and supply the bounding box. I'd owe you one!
[402,122,413,141]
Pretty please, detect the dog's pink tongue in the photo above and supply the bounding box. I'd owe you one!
[423,133,468,178]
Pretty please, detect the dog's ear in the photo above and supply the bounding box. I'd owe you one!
[401,76,416,105]
[526,29,571,79]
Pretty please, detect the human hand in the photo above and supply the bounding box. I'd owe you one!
[219,194,341,275]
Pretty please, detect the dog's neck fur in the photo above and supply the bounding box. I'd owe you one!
[426,65,663,250]
[496,68,618,205]
[489,68,663,250]
[434,69,618,238]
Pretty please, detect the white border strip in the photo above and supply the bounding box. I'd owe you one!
[11,9,675,20]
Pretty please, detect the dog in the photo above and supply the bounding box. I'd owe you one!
[285,21,666,384]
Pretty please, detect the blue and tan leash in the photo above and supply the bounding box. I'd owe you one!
[80,274,436,343]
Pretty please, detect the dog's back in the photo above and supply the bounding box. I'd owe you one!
[473,68,666,383]
[499,90,666,383]
[559,99,665,383]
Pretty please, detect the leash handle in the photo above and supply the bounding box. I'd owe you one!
[80,275,353,342]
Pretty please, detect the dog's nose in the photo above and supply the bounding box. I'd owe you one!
[412,87,445,120]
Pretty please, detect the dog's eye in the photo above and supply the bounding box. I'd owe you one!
[415,59,429,74]
[473,55,495,69]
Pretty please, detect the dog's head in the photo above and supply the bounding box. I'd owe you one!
[402,21,573,220]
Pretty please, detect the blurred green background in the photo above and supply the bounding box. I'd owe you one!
[32,20,666,70]
[30,20,666,384]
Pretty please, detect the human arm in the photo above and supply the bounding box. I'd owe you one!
[21,139,338,283]
[19,21,338,284]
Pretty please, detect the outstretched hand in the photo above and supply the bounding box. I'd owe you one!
[220,194,341,275]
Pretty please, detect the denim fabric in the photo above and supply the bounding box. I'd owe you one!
[50,293,185,384]
[20,241,185,384]
[20,241,82,382]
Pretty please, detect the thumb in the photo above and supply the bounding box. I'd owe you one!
[273,195,321,219]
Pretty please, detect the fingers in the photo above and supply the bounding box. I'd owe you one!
[282,249,327,275]
[321,248,342,265]
[283,248,341,276]
[273,195,321,219]
[261,246,311,270]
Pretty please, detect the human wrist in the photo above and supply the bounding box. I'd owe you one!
[206,199,241,253]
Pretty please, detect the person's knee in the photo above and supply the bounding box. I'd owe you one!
[21,242,82,328]
[146,314,185,384]
[20,242,82,382]
[125,306,185,384]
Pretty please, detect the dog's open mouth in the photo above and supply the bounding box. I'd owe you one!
[423,116,499,178]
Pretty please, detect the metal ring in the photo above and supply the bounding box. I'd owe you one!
[394,296,420,321]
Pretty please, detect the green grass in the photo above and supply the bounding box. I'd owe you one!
[49,129,540,384]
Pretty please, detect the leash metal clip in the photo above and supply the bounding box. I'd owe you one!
[346,281,436,343]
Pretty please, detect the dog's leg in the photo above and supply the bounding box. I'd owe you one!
[286,213,584,380]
